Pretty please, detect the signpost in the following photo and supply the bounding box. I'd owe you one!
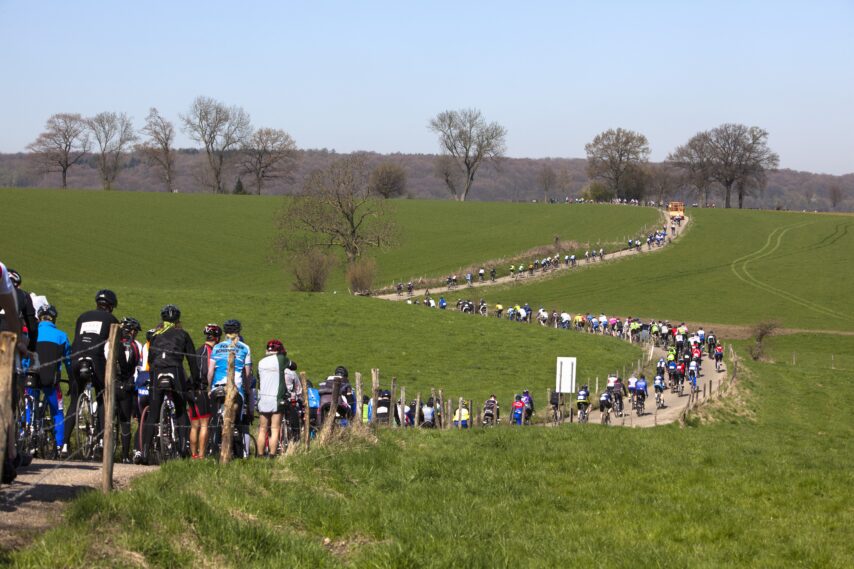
[555,357,577,394]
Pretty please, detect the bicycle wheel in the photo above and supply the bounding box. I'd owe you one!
[157,398,179,463]
[207,410,223,458]
[17,395,35,458]
[39,414,57,460]
[75,395,95,460]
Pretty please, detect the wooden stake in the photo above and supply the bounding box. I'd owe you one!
[220,339,238,463]
[437,389,443,428]
[319,376,342,439]
[0,332,16,485]
[415,392,422,427]
[399,386,406,427]
[101,324,121,493]
[300,371,310,447]
[390,376,397,428]
[370,368,379,426]
[354,372,363,423]
[457,397,464,430]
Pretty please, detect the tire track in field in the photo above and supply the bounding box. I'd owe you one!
[730,221,847,320]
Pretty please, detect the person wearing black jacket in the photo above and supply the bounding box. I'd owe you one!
[114,318,141,463]
[63,289,119,454]
[1,269,38,351]
[141,304,199,462]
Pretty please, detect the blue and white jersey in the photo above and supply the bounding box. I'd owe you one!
[636,379,648,394]
[210,339,252,397]
[577,389,590,401]
[654,375,665,389]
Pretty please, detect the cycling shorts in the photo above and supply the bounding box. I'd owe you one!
[576,400,589,409]
[187,389,211,421]
[599,400,612,412]
[654,385,664,392]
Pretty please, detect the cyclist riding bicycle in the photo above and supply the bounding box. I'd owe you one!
[521,389,534,423]
[141,304,199,463]
[714,343,724,368]
[511,394,525,426]
[482,395,499,425]
[30,305,70,458]
[635,375,648,411]
[114,317,142,463]
[706,332,717,357]
[576,384,590,416]
[653,374,666,405]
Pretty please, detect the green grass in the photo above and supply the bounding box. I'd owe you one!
[762,333,854,371]
[8,341,853,568]
[482,208,854,332]
[0,188,659,291]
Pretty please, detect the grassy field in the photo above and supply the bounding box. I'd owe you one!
[481,208,854,332]
[0,188,659,291]
[7,341,853,568]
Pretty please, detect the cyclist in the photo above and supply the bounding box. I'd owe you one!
[714,343,724,370]
[31,305,70,458]
[653,373,666,407]
[482,395,499,425]
[256,339,289,457]
[635,374,648,413]
[208,319,251,443]
[494,303,504,319]
[627,374,638,407]
[453,402,470,428]
[489,267,496,281]
[706,331,717,358]
[2,268,38,351]
[610,377,627,416]
[656,357,666,377]
[576,384,590,419]
[521,389,535,423]
[115,317,142,463]
[187,323,220,460]
[64,289,119,457]
[141,304,199,462]
[598,389,613,418]
[421,398,436,428]
[511,394,525,425]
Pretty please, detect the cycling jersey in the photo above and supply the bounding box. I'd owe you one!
[607,376,618,388]
[257,353,288,413]
[635,379,648,396]
[576,389,590,404]
[422,405,435,423]
[689,361,698,372]
[628,376,638,390]
[35,320,71,386]
[653,376,665,390]
[210,339,251,397]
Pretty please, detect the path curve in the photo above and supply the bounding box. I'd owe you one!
[376,214,689,301]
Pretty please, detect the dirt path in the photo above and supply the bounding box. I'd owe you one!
[0,460,155,553]
[375,215,688,301]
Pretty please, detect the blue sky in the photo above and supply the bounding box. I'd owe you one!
[1,0,852,174]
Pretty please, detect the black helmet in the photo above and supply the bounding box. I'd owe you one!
[95,289,118,308]
[223,319,241,334]
[7,269,21,287]
[160,304,181,323]
[334,366,348,379]
[121,316,141,333]
[204,323,222,340]
[287,360,298,371]
[37,304,58,321]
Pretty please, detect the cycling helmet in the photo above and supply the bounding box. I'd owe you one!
[514,394,521,401]
[266,339,285,354]
[7,269,21,287]
[37,304,58,321]
[95,289,118,308]
[223,319,241,334]
[146,328,156,342]
[287,360,298,371]
[203,323,222,340]
[334,365,349,379]
[582,384,588,391]
[120,316,141,332]
[160,304,181,323]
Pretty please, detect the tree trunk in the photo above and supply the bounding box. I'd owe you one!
[61,167,68,189]
[738,189,745,209]
[724,183,733,208]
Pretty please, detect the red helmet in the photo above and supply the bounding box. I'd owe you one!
[266,339,285,354]
[203,323,222,340]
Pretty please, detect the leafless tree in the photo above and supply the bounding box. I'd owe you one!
[584,128,650,199]
[667,132,717,205]
[240,127,298,195]
[538,163,556,203]
[429,108,507,201]
[275,155,397,264]
[368,162,407,198]
[87,112,137,191]
[26,113,91,188]
[646,163,680,205]
[704,123,779,208]
[829,185,844,210]
[138,108,177,192]
[181,96,252,193]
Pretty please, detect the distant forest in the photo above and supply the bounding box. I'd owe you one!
[1,149,851,212]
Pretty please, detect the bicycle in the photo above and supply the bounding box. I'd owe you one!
[549,403,561,426]
[600,405,611,425]
[208,387,256,460]
[75,380,100,461]
[147,372,183,464]
[636,395,645,416]
[17,378,58,460]
[655,391,665,409]
[577,403,589,424]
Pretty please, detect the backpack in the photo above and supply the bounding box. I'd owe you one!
[549,392,560,406]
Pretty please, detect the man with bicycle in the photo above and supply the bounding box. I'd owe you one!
[141,305,198,463]
[31,305,70,458]
[187,324,220,459]
[64,289,120,458]
[207,320,252,452]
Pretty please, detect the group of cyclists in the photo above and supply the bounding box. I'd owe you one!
[1,271,363,478]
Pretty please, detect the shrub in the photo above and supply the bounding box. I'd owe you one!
[346,257,377,293]
[291,249,337,292]
[750,321,778,360]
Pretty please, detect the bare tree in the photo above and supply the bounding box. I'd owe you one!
[829,185,844,210]
[585,128,650,199]
[240,127,299,195]
[26,113,90,188]
[704,123,779,208]
[429,108,507,201]
[87,112,137,191]
[667,132,717,205]
[538,163,556,203]
[276,155,397,264]
[138,108,177,192]
[368,162,407,198]
[181,96,252,193]
[646,163,680,205]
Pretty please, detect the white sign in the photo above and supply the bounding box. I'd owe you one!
[555,357,577,394]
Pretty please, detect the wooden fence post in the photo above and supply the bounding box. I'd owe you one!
[319,376,342,439]
[792,353,796,366]
[446,399,453,430]
[101,323,121,493]
[370,368,379,426]
[300,371,310,448]
[399,386,406,428]
[220,340,238,463]
[468,400,473,428]
[595,377,599,395]
[415,392,422,428]
[0,332,15,485]
[354,372,363,423]
[457,397,464,430]
[546,388,551,422]
[390,377,397,428]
